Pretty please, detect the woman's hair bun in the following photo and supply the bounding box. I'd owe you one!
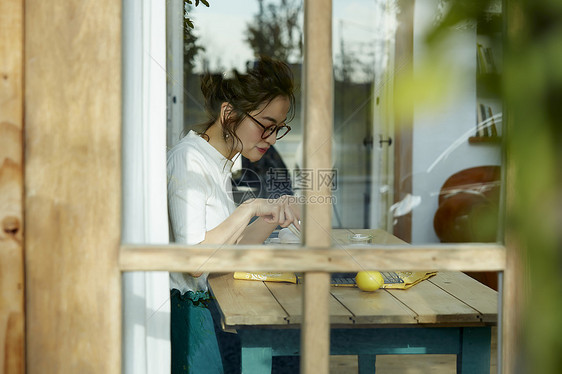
[198,56,295,141]
[195,56,295,153]
[200,73,226,115]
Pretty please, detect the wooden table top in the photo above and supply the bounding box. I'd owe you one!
[208,229,498,330]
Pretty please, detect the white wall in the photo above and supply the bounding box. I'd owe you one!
[411,0,502,243]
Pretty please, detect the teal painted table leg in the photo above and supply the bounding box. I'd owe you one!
[358,354,376,374]
[457,327,491,374]
[241,347,273,374]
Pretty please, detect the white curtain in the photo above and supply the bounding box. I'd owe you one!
[122,0,171,373]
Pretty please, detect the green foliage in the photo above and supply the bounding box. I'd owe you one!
[183,18,204,74]
[415,1,562,372]
[426,0,494,43]
[503,1,562,373]
[245,0,303,61]
[184,0,210,29]
[183,2,206,74]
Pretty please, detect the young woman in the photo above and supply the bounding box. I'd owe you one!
[167,57,300,373]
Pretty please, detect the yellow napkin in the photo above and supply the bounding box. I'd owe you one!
[381,271,437,289]
[233,272,298,284]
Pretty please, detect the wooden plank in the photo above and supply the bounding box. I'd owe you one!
[429,272,498,323]
[0,0,25,372]
[265,283,353,325]
[392,0,415,243]
[120,243,506,272]
[387,280,482,324]
[502,246,523,374]
[301,0,333,369]
[302,0,333,250]
[25,1,122,373]
[208,274,288,328]
[302,272,331,374]
[330,287,418,325]
[501,9,524,366]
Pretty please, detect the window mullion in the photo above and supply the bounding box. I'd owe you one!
[301,0,334,373]
[119,244,507,272]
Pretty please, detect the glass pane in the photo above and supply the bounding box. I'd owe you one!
[158,0,504,373]
[167,0,304,247]
[165,1,306,370]
[331,0,504,247]
[329,0,500,371]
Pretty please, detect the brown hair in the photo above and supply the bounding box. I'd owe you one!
[198,56,296,157]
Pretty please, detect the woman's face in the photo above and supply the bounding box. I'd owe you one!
[234,95,290,162]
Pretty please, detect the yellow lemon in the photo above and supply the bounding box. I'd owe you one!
[355,271,384,292]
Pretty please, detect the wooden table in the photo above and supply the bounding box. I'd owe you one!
[208,230,498,374]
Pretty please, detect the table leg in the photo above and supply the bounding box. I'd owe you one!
[358,354,376,374]
[241,346,273,374]
[457,327,491,374]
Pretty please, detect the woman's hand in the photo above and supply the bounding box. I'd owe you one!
[244,195,301,229]
[285,195,302,229]
[202,195,302,246]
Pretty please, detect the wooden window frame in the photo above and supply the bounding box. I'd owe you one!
[1,0,25,372]
[2,0,520,373]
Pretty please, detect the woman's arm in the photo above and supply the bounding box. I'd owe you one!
[199,202,254,245]
[201,196,300,245]
[236,217,278,245]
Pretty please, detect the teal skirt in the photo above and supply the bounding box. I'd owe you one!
[170,289,294,373]
[170,289,224,374]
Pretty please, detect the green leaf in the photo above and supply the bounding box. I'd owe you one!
[185,18,194,29]
[200,0,210,7]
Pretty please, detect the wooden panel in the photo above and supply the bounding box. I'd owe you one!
[302,272,331,374]
[0,0,25,372]
[503,153,525,374]
[502,0,524,365]
[387,281,481,324]
[301,0,333,370]
[25,1,122,373]
[208,274,288,328]
[429,272,498,323]
[393,0,415,243]
[120,244,506,272]
[265,282,353,325]
[330,287,417,325]
[302,0,333,249]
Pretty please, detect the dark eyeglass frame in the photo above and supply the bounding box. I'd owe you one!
[246,113,291,140]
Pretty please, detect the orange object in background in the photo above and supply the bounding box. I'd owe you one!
[433,166,501,290]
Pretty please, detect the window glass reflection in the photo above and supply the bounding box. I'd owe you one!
[170,0,505,249]
[330,0,503,245]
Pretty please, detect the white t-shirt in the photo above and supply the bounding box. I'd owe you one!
[167,130,236,293]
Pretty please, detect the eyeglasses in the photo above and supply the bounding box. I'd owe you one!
[246,113,291,140]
